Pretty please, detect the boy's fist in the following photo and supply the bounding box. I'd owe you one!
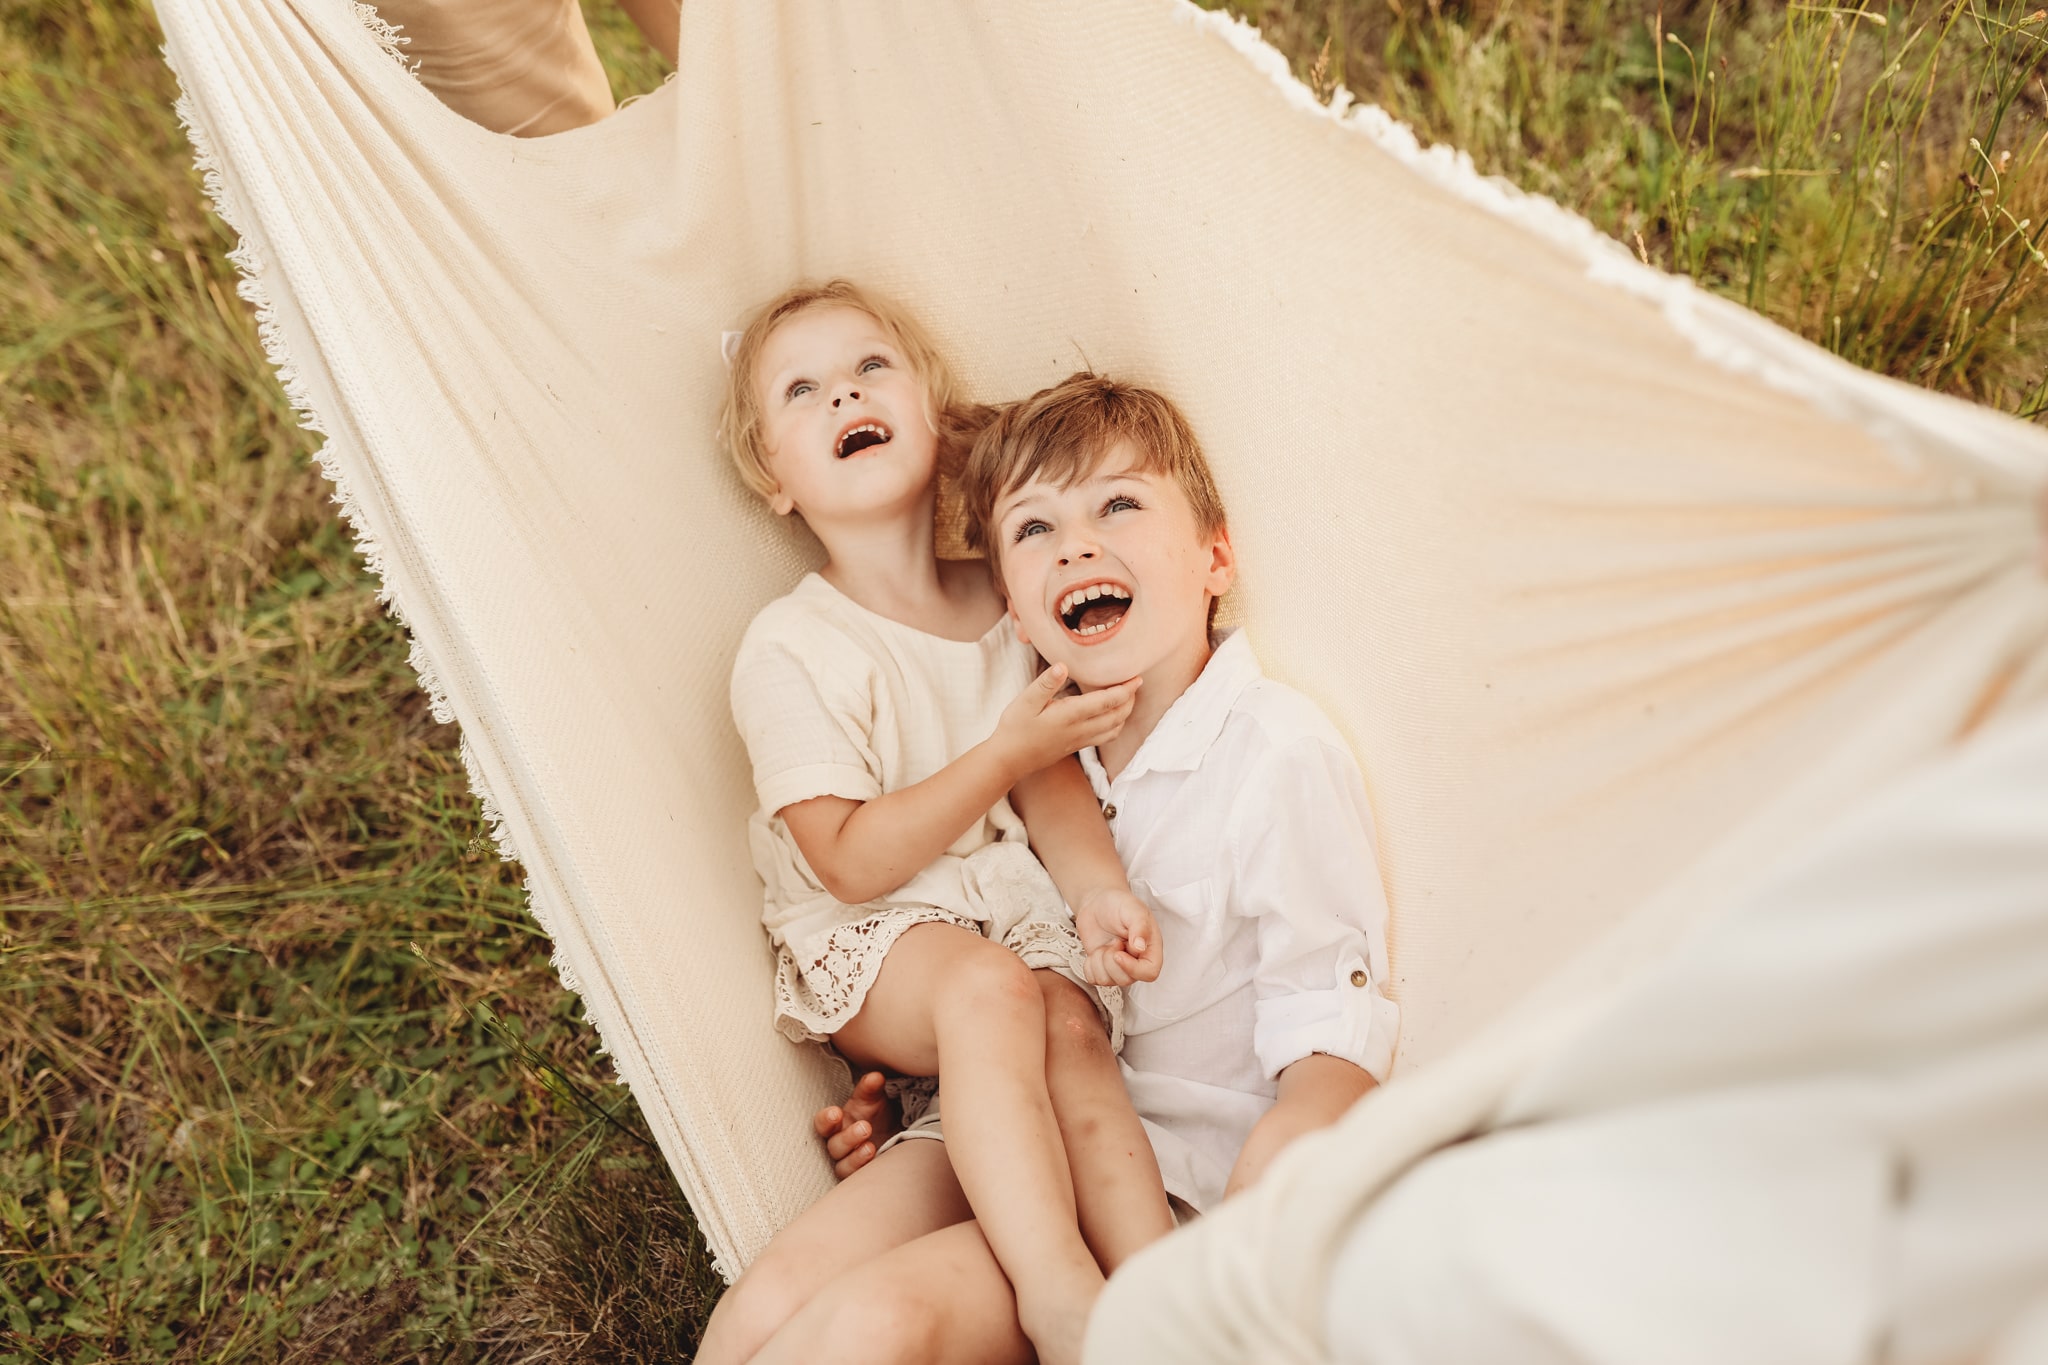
[813,1070,896,1180]
[994,665,1141,775]
[1076,887,1163,988]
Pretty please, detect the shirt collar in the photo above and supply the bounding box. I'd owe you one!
[1085,629,1262,790]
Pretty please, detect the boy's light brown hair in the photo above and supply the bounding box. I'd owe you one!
[719,279,991,501]
[962,373,1228,556]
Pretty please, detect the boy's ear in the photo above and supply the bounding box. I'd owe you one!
[1004,587,1034,648]
[1205,525,1238,597]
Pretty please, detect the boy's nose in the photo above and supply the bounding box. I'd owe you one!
[1057,546,1097,566]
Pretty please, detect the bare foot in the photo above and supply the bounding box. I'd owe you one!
[1016,1272,1103,1365]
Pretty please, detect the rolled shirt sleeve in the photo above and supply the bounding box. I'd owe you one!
[1229,737,1401,1082]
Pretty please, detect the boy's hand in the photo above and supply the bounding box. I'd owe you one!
[813,1071,897,1180]
[993,665,1140,776]
[1076,887,1163,987]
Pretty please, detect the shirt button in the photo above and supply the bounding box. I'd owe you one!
[1349,969,1369,988]
[1102,803,1117,820]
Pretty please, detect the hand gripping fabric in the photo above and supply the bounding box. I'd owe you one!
[155,0,2048,1281]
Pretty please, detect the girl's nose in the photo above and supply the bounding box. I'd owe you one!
[831,387,862,408]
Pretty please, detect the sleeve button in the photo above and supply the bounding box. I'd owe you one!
[1102,803,1117,820]
[1349,969,1369,988]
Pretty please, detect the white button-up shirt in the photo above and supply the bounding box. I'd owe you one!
[1081,631,1400,1212]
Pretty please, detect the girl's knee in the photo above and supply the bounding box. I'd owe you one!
[945,938,1042,1015]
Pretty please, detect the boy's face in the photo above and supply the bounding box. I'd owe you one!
[754,305,937,524]
[993,441,1235,690]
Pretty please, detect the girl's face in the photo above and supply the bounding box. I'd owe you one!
[753,305,939,527]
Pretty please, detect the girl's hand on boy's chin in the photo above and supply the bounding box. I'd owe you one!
[992,664,1141,777]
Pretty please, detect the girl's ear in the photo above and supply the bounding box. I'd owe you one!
[768,485,796,517]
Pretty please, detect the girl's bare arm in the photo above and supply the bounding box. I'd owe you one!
[783,668,1140,906]
[1011,757,1161,984]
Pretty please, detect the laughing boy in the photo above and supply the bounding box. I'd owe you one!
[965,373,1400,1213]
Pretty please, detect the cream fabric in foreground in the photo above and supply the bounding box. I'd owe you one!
[155,0,2048,1282]
[1093,699,2048,1363]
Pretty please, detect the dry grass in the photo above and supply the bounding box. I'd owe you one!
[4,0,2045,1360]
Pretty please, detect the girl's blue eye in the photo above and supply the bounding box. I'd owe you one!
[1011,518,1050,543]
[785,380,814,401]
[858,355,889,375]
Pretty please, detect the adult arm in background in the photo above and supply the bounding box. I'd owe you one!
[614,0,681,65]
[369,0,689,137]
[368,0,616,135]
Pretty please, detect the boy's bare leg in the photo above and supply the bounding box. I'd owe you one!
[693,1138,969,1365]
[835,924,1104,1365]
[1037,971,1175,1271]
[749,1220,1031,1365]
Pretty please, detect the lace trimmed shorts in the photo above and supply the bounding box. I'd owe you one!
[771,905,1120,1050]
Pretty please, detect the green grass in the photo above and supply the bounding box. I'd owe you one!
[4,0,2045,1360]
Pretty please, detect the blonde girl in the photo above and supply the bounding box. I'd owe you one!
[701,282,1173,1365]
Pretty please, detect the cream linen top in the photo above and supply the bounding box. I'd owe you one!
[730,573,1048,966]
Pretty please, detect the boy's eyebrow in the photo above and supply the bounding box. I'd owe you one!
[996,464,1156,517]
[992,490,1040,525]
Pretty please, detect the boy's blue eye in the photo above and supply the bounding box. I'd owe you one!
[1011,519,1050,543]
[1104,494,1140,514]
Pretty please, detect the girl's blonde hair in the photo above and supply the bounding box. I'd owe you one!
[719,280,992,501]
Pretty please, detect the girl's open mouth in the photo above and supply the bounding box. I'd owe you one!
[1057,582,1132,641]
[835,421,892,458]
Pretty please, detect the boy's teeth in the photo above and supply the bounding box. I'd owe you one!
[1058,583,1131,618]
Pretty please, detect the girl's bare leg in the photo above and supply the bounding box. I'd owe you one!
[834,924,1102,1365]
[693,1138,969,1365]
[1036,971,1175,1271]
[749,1220,1032,1365]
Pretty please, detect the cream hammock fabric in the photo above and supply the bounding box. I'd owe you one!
[159,0,2048,1305]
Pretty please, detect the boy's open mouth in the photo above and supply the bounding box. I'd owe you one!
[1057,581,1133,639]
[835,421,892,458]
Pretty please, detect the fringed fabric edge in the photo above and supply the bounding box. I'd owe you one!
[1179,1,2048,484]
[163,23,608,1056]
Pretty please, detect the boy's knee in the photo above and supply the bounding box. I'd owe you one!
[1039,972,1110,1059]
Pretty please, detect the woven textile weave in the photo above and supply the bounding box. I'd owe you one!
[157,0,2048,1308]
